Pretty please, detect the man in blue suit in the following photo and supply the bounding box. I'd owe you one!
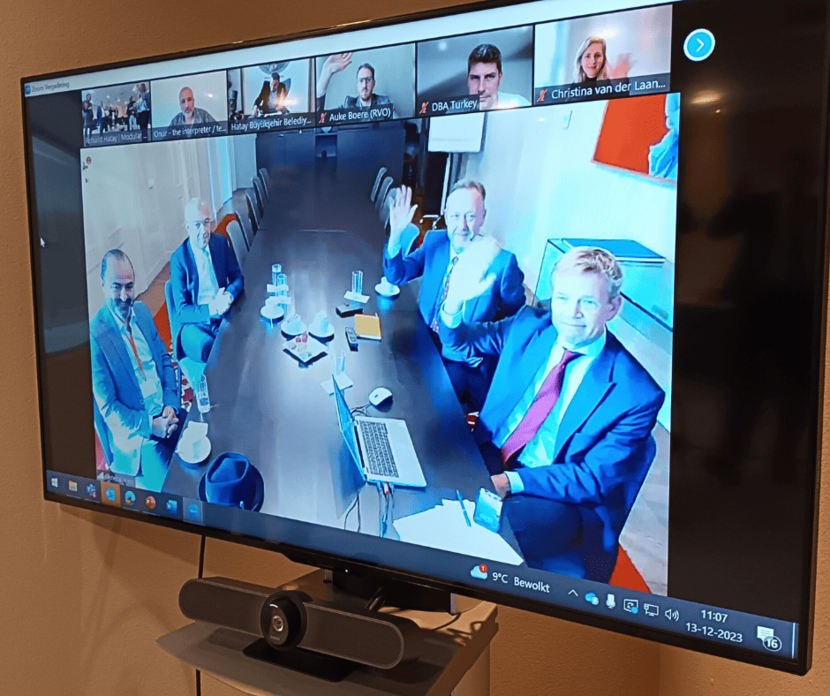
[440,246,665,582]
[170,198,244,363]
[91,250,181,491]
[383,181,525,409]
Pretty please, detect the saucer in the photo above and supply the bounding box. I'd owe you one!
[281,321,307,337]
[178,437,211,465]
[261,304,285,321]
[375,283,400,298]
[308,323,335,340]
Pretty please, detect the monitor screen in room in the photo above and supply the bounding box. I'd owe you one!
[23,0,828,674]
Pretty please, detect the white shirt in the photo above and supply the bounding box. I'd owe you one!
[492,92,531,110]
[501,332,607,494]
[108,304,165,420]
[190,238,220,309]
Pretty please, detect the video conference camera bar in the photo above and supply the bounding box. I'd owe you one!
[179,574,452,679]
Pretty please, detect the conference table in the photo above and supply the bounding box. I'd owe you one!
[162,226,521,557]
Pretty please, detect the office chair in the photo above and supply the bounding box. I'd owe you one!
[375,176,393,211]
[252,177,267,214]
[370,166,388,204]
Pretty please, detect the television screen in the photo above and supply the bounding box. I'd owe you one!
[24,0,828,673]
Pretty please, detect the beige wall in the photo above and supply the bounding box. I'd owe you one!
[0,1,825,694]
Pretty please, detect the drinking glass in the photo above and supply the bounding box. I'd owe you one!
[196,375,210,417]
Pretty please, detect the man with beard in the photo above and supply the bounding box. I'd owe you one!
[169,86,217,127]
[90,249,181,491]
[316,55,398,116]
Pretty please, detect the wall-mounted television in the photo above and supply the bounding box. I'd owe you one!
[23,0,828,674]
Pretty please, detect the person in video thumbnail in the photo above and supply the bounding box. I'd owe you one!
[127,96,137,130]
[170,199,244,364]
[253,71,290,116]
[83,93,94,139]
[90,250,181,492]
[316,54,398,116]
[573,36,633,84]
[440,246,664,582]
[169,86,217,127]
[384,181,525,410]
[135,83,151,141]
[96,101,106,134]
[467,43,530,111]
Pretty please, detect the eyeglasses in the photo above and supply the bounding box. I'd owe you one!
[357,77,374,85]
[445,212,478,226]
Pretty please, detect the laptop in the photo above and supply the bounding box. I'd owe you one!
[332,378,427,488]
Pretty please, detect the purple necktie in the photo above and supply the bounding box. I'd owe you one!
[500,349,580,466]
[431,256,459,333]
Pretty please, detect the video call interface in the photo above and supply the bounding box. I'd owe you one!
[31,0,807,661]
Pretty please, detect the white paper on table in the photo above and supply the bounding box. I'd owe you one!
[393,498,523,565]
[320,373,355,395]
[344,291,370,303]
[181,421,208,442]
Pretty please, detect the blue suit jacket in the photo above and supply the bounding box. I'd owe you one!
[441,306,665,565]
[383,227,525,364]
[90,301,179,476]
[170,234,244,361]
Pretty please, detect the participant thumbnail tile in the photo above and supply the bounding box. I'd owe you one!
[417,26,533,115]
[151,71,229,141]
[228,59,316,133]
[315,44,415,124]
[82,82,151,147]
[534,6,672,106]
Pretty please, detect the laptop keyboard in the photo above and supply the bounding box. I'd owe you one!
[358,421,399,478]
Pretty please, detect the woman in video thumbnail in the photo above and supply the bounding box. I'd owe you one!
[573,36,632,84]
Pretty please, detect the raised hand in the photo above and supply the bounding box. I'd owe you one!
[388,185,418,250]
[323,52,353,76]
[609,53,635,80]
[444,236,502,314]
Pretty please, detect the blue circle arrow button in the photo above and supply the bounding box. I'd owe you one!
[684,29,716,62]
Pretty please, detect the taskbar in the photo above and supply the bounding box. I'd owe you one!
[46,470,205,526]
[461,563,797,661]
[46,470,797,661]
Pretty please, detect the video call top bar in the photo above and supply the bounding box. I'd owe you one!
[74,3,673,146]
[25,0,674,96]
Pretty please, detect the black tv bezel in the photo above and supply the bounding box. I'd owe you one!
[21,0,827,675]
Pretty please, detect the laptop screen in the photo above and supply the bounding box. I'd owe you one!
[333,378,361,467]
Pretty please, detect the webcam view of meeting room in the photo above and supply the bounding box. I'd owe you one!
[534,5,673,105]
[82,82,151,146]
[150,71,229,141]
[227,60,316,132]
[417,26,532,114]
[315,44,416,124]
[82,57,677,594]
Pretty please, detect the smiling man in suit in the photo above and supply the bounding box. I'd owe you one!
[91,250,180,491]
[383,180,525,410]
[170,198,244,364]
[440,245,664,582]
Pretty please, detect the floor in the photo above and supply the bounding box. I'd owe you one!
[620,424,670,595]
